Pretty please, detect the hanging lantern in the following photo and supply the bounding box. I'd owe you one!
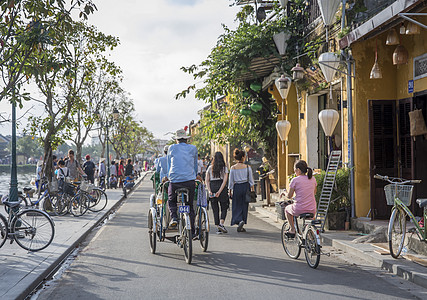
[291,63,304,81]
[370,39,382,79]
[399,23,406,35]
[250,101,263,112]
[393,45,408,65]
[318,109,339,136]
[406,22,420,35]
[250,82,262,92]
[240,108,252,116]
[276,120,291,154]
[386,28,399,45]
[319,52,340,83]
[279,0,288,9]
[317,0,341,26]
[274,75,291,99]
[273,31,291,56]
[242,90,251,98]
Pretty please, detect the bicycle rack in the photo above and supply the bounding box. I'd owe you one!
[315,150,342,232]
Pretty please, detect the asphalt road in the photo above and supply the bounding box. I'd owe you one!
[34,178,422,300]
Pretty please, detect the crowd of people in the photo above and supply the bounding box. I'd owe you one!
[155,129,317,238]
[35,149,146,192]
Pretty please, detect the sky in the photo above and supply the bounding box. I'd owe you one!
[0,0,240,141]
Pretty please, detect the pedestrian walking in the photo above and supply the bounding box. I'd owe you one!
[206,151,229,234]
[282,160,317,238]
[118,159,125,188]
[228,148,254,232]
[65,150,84,181]
[82,154,96,183]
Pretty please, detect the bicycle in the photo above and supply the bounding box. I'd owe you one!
[374,174,425,258]
[281,209,322,269]
[0,196,55,251]
[194,181,209,252]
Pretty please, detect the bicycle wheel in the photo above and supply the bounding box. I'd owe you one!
[87,189,108,212]
[181,215,192,264]
[199,208,209,252]
[56,193,70,216]
[69,193,89,217]
[148,209,156,254]
[388,207,406,258]
[304,226,320,269]
[0,213,8,248]
[12,209,55,251]
[281,221,301,259]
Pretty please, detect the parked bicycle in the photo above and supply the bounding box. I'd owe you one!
[281,206,323,268]
[374,174,425,258]
[0,196,55,251]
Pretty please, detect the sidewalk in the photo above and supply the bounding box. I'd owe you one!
[249,200,427,289]
[0,172,148,300]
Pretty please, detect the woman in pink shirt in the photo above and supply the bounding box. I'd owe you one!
[283,160,317,238]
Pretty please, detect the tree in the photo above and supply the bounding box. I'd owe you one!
[176,2,307,167]
[15,135,43,158]
[66,22,121,162]
[0,0,97,104]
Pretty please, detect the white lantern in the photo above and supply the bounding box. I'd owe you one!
[276,120,291,154]
[274,76,291,100]
[319,52,340,83]
[279,0,288,9]
[318,109,339,136]
[317,0,341,26]
[273,32,291,56]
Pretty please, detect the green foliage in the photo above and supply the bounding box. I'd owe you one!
[14,135,43,158]
[314,168,350,212]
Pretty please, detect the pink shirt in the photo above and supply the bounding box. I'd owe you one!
[289,175,317,215]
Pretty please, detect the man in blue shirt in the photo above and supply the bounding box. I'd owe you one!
[167,129,198,229]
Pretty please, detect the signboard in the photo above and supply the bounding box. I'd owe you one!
[408,80,414,93]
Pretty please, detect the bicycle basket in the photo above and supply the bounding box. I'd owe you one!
[384,184,414,206]
[80,181,94,192]
[48,181,59,193]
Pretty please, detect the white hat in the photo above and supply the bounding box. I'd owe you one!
[164,145,169,153]
[174,129,190,139]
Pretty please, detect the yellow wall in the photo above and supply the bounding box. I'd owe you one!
[351,20,427,217]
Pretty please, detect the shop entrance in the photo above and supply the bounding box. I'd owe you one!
[369,94,427,219]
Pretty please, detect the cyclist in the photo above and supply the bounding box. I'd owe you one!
[166,129,198,230]
[282,160,317,238]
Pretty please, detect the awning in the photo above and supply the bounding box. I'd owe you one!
[236,55,283,82]
[339,0,426,49]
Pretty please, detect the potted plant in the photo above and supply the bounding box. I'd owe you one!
[314,168,350,230]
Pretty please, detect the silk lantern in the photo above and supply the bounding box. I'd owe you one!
[276,120,291,154]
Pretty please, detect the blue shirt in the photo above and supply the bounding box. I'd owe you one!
[167,142,198,183]
[157,156,168,180]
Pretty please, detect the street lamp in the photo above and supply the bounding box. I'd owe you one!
[96,108,119,188]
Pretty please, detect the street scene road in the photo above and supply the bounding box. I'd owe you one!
[34,178,422,300]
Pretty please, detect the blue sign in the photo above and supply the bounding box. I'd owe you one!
[408,80,414,93]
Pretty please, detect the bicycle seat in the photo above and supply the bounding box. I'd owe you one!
[2,199,22,208]
[175,188,189,195]
[416,199,427,208]
[23,187,33,193]
[299,213,314,219]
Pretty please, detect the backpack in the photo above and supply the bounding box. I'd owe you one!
[83,161,95,175]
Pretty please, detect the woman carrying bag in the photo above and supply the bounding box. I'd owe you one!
[229,148,254,232]
[206,152,229,234]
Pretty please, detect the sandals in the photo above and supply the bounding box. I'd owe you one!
[284,231,295,238]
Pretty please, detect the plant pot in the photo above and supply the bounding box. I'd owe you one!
[326,211,347,230]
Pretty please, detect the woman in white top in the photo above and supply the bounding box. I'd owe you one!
[228,148,254,232]
[206,152,229,234]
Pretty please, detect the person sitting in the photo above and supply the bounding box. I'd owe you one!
[282,160,317,238]
[124,174,135,189]
[109,174,118,189]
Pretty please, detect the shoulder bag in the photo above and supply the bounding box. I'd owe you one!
[245,165,257,203]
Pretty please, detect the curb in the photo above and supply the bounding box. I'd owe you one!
[20,173,149,300]
[248,202,427,290]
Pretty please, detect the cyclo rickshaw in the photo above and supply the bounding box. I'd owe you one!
[148,174,209,264]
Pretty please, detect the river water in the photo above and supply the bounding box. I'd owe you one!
[0,171,35,197]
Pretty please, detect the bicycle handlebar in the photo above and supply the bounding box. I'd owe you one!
[374,174,421,184]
